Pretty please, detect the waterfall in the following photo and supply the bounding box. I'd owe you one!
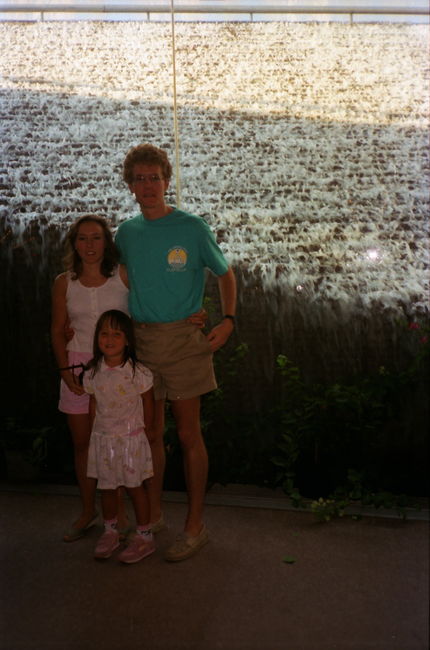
[1,20,428,449]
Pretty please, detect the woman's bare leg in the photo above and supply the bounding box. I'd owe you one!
[67,413,97,529]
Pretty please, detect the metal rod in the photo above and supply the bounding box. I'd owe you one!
[0,4,428,17]
[170,0,181,208]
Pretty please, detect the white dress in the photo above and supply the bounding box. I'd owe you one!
[83,359,154,489]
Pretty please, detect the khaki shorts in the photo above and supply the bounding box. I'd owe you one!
[133,319,217,401]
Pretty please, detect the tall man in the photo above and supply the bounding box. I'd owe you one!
[116,144,237,562]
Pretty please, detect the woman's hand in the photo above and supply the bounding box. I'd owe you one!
[62,370,85,396]
[187,308,208,329]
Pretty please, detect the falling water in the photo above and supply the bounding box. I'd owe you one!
[1,20,429,421]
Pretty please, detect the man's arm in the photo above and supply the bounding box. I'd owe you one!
[206,267,237,352]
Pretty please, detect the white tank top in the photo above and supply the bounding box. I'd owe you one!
[66,266,129,353]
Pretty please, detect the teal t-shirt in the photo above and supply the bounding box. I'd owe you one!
[115,208,229,323]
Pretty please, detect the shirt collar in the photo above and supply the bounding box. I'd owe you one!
[100,358,128,373]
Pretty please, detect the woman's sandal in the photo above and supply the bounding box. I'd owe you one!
[63,512,99,543]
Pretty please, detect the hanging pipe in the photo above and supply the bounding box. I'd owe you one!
[170,0,181,208]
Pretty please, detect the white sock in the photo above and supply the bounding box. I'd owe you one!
[137,525,153,542]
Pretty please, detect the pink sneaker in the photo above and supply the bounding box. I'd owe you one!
[94,529,120,560]
[118,534,155,564]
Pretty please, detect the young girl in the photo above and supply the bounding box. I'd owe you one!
[83,309,155,564]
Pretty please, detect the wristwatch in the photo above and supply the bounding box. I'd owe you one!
[223,314,235,325]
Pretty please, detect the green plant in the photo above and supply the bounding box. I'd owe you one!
[0,415,74,480]
[271,318,429,505]
[24,427,50,467]
[271,354,309,506]
[203,342,269,487]
[310,469,412,522]
[311,497,346,522]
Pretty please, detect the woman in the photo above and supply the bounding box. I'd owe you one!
[51,214,206,542]
[51,215,130,542]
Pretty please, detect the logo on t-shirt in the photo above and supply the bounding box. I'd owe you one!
[167,247,188,272]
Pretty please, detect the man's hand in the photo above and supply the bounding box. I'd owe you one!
[206,318,234,352]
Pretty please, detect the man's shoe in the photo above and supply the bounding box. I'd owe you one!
[94,529,120,560]
[164,526,209,562]
[118,534,155,564]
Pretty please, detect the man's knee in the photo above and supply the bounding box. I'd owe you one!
[177,426,205,452]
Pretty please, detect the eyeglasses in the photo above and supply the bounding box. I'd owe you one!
[132,174,163,184]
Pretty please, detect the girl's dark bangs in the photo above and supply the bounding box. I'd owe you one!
[100,313,125,332]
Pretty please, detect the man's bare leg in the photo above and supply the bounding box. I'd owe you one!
[171,396,208,537]
[67,413,97,530]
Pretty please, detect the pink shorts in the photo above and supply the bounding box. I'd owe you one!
[58,350,93,415]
